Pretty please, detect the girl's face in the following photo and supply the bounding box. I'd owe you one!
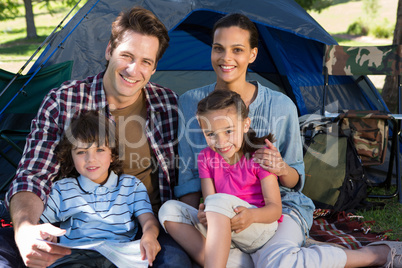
[211,26,257,87]
[71,141,113,184]
[199,106,250,164]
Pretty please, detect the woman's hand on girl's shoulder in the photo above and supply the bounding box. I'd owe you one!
[253,139,288,177]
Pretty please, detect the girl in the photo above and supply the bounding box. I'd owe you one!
[197,89,282,268]
[40,110,161,267]
[162,12,401,268]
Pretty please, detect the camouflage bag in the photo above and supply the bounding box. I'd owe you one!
[338,110,389,166]
[300,114,368,212]
[324,45,402,76]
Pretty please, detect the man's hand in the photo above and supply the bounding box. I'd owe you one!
[197,203,207,227]
[15,222,70,268]
[10,192,70,268]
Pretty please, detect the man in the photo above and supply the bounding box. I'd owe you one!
[0,6,191,268]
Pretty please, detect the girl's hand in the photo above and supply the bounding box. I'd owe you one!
[230,206,253,233]
[253,139,288,177]
[140,232,161,267]
[197,203,207,227]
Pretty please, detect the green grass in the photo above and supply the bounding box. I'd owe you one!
[308,0,397,38]
[357,187,402,240]
[0,35,47,58]
[0,1,84,64]
[332,36,377,46]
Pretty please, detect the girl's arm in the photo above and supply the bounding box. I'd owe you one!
[137,213,161,266]
[231,174,282,233]
[198,178,216,227]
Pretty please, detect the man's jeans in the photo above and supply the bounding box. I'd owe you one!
[0,227,195,268]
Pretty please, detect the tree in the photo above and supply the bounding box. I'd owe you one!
[0,1,19,21]
[295,0,333,12]
[24,0,37,39]
[0,0,80,39]
[381,0,402,113]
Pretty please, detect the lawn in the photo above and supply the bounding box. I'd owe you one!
[0,0,401,240]
[0,1,84,73]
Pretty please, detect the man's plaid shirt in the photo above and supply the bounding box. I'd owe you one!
[6,71,178,207]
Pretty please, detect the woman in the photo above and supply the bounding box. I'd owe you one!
[160,13,400,268]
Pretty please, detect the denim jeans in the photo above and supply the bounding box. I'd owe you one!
[0,226,196,268]
[152,228,196,268]
[0,227,25,268]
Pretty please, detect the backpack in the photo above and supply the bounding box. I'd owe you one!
[300,114,369,212]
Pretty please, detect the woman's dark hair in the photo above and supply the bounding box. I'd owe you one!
[55,110,123,179]
[197,89,275,158]
[212,13,259,49]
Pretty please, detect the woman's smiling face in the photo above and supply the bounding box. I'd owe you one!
[211,26,257,87]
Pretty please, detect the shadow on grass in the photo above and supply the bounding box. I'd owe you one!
[0,36,47,57]
[332,0,360,5]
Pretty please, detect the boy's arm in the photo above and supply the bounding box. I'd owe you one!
[137,213,161,266]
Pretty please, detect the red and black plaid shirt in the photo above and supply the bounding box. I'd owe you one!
[6,71,178,207]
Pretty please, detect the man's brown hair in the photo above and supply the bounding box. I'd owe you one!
[109,6,169,64]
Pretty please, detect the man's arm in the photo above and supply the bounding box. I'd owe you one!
[10,192,44,231]
[7,88,73,267]
[10,192,70,267]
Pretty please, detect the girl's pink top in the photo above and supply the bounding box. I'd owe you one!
[198,147,275,208]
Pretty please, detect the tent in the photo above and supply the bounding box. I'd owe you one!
[0,0,393,194]
[30,0,388,115]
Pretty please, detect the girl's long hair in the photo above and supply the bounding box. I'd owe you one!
[54,110,123,179]
[197,89,275,158]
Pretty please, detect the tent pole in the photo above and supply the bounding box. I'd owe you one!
[398,74,402,203]
[0,0,100,116]
[322,66,328,116]
[0,0,82,99]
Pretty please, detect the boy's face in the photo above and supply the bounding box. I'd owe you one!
[71,141,113,184]
[103,30,159,109]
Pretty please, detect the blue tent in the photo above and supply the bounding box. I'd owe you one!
[31,0,388,116]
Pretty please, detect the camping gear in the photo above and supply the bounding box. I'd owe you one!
[0,0,81,105]
[322,45,402,202]
[31,0,387,114]
[0,62,73,193]
[301,115,368,212]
